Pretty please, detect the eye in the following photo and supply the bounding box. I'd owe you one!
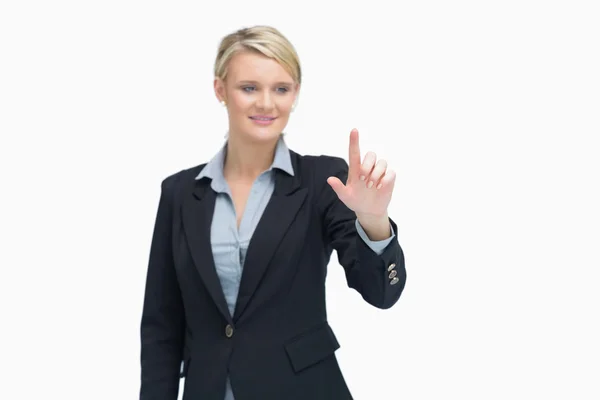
[242,86,256,92]
[277,87,289,93]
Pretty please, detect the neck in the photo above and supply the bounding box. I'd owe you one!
[223,133,280,181]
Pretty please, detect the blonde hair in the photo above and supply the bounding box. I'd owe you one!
[214,25,301,84]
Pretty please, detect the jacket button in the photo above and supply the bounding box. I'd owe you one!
[389,270,397,279]
[225,324,234,338]
[387,263,396,272]
[390,277,400,285]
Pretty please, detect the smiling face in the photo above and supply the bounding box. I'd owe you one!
[214,51,299,144]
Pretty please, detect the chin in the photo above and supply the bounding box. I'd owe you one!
[242,123,285,142]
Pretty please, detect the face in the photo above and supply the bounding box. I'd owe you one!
[214,51,299,144]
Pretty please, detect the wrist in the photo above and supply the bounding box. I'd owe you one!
[356,212,390,241]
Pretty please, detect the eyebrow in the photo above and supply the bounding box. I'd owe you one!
[237,80,294,86]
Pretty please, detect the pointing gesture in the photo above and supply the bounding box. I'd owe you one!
[327,128,396,219]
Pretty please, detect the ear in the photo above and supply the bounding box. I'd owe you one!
[214,77,226,103]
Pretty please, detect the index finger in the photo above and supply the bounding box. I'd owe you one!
[348,128,361,177]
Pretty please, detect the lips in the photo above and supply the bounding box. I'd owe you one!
[249,116,276,121]
[249,115,277,126]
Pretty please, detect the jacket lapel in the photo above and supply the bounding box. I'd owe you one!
[234,154,307,321]
[181,178,232,323]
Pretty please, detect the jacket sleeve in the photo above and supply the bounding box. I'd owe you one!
[140,178,185,400]
[319,156,406,309]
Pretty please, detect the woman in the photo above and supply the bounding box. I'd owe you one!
[140,25,406,400]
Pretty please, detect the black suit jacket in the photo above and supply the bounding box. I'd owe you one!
[140,151,406,400]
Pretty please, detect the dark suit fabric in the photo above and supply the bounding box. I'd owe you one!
[140,151,406,400]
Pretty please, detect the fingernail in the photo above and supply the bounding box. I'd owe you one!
[376,183,383,189]
[360,175,366,181]
[367,181,373,188]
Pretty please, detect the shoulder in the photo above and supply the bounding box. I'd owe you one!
[290,151,349,183]
[159,163,207,196]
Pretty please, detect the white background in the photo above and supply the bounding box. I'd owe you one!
[1,1,599,399]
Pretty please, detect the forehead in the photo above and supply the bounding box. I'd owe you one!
[227,51,294,84]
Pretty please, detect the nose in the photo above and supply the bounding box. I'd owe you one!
[256,91,274,110]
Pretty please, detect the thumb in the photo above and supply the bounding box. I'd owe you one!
[327,176,346,199]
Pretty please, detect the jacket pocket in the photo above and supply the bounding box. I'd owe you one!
[284,322,340,373]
